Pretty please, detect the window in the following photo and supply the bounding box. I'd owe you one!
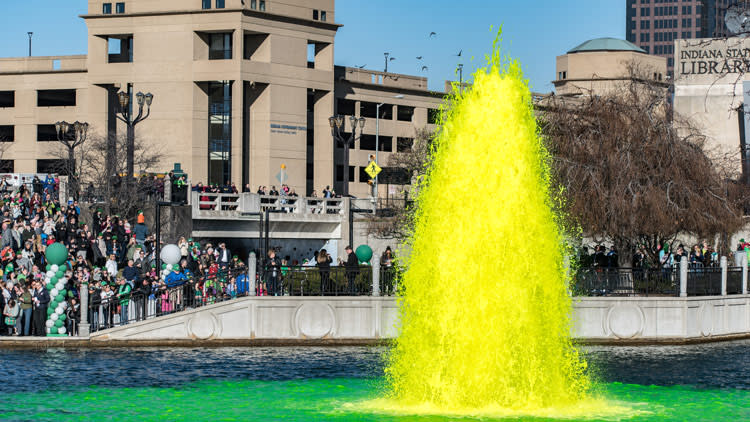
[37,159,68,175]
[107,35,133,63]
[37,89,76,107]
[397,105,414,122]
[0,126,13,142]
[209,33,232,60]
[359,167,370,183]
[313,10,319,20]
[378,104,393,120]
[427,108,440,124]
[216,0,225,8]
[202,0,211,9]
[0,91,13,108]
[336,98,356,116]
[250,0,256,8]
[103,3,112,14]
[208,81,232,185]
[360,102,377,118]
[336,166,355,183]
[321,11,326,21]
[115,2,125,13]
[259,0,265,11]
[0,161,13,173]
[37,125,59,142]
[397,137,413,152]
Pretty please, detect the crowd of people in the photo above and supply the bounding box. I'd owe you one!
[579,241,722,269]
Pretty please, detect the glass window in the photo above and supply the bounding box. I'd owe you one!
[250,0,256,9]
[115,2,125,13]
[216,0,225,8]
[202,0,211,9]
[103,3,112,14]
[209,33,233,60]
[313,10,319,20]
[321,11,326,21]
[259,0,265,11]
[208,81,232,185]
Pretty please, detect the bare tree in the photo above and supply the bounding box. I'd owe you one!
[365,127,436,240]
[540,64,748,265]
[72,132,165,217]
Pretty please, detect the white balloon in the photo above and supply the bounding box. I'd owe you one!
[55,282,64,290]
[58,327,66,335]
[46,270,55,278]
[46,327,51,334]
[165,263,173,271]
[60,301,68,310]
[50,313,58,321]
[160,244,181,265]
[45,320,54,328]
[55,306,63,315]
[51,289,59,298]
[50,264,59,272]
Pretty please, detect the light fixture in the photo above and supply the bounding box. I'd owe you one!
[328,116,337,128]
[358,117,365,127]
[336,115,345,128]
[136,91,145,106]
[144,93,154,106]
[349,115,357,129]
[118,91,129,110]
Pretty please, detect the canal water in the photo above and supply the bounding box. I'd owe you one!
[0,341,749,421]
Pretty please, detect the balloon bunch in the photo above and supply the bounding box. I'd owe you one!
[44,264,69,335]
[44,242,70,336]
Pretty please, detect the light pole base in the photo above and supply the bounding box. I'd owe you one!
[78,323,90,338]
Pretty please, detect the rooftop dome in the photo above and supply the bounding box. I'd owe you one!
[567,38,646,54]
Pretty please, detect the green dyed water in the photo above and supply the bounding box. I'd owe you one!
[2,378,748,421]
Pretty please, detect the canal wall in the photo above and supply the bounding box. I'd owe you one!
[84,294,750,345]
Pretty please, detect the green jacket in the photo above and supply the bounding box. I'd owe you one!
[118,283,132,305]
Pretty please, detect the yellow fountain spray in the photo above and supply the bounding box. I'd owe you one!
[381,34,606,417]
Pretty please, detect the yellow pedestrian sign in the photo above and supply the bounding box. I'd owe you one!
[365,161,382,179]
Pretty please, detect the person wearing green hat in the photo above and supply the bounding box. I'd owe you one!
[117,278,132,326]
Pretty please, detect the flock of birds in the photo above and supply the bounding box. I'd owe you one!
[354,31,463,77]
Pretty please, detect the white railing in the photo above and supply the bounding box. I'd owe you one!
[192,192,345,216]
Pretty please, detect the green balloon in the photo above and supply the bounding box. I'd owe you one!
[55,271,64,279]
[47,307,54,316]
[50,277,57,284]
[45,264,52,271]
[45,283,53,290]
[55,294,65,303]
[59,314,66,322]
[45,243,68,266]
[49,327,58,335]
[355,245,373,263]
[162,263,167,270]
[54,319,63,328]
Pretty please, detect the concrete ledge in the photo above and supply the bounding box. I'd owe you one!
[0,337,390,349]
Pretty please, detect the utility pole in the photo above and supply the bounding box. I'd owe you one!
[458,63,464,92]
[384,52,389,73]
[27,32,33,57]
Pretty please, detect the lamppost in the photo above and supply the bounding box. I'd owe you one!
[115,90,154,195]
[55,120,89,200]
[329,115,365,197]
[374,95,404,199]
[27,32,33,57]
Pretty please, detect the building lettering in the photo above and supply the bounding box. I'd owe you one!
[678,46,750,75]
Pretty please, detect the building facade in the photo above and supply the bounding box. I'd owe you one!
[553,38,667,96]
[626,0,750,77]
[0,0,443,198]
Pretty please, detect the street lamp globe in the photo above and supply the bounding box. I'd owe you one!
[358,117,366,127]
[349,115,357,129]
[145,93,154,106]
[328,116,337,128]
[117,91,129,110]
[335,115,345,129]
[136,91,145,106]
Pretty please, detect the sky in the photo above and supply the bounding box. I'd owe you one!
[0,0,625,92]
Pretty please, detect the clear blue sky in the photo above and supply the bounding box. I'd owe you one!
[0,0,624,92]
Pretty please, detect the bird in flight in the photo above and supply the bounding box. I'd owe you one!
[429,32,437,37]
[357,64,366,68]
[416,56,423,60]
[421,66,428,71]
[389,57,396,61]
[455,49,462,57]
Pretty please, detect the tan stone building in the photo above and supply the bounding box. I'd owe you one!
[553,37,667,97]
[0,0,443,198]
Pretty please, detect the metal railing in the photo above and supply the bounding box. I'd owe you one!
[728,267,743,294]
[259,265,373,296]
[259,195,344,215]
[196,192,240,211]
[573,267,679,297]
[380,266,399,296]
[686,266,723,296]
[88,268,250,332]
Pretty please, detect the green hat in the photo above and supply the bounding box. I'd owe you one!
[233,255,238,259]
[188,238,193,242]
[112,235,118,240]
[101,281,107,286]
